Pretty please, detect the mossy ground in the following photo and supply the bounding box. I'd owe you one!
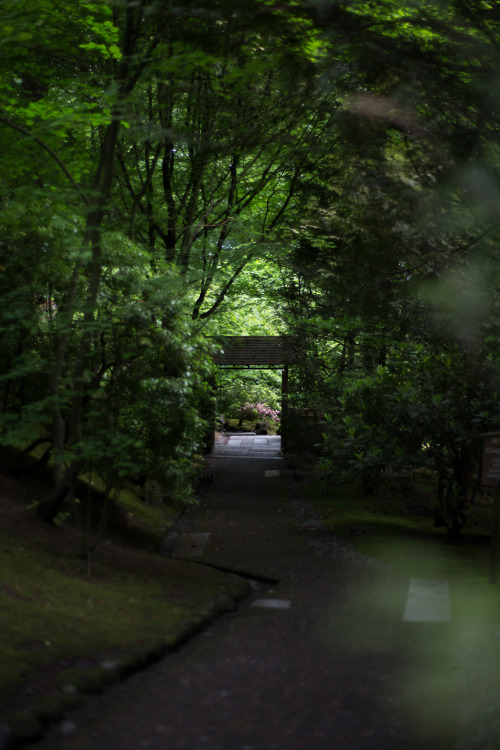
[0,469,248,734]
[303,475,500,625]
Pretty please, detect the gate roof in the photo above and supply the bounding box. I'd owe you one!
[212,336,296,368]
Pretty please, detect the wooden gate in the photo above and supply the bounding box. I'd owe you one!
[211,336,297,451]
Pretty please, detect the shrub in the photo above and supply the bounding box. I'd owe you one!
[238,401,280,430]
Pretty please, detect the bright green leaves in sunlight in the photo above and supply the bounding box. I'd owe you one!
[79,5,122,60]
[1,0,325,522]
[0,0,216,522]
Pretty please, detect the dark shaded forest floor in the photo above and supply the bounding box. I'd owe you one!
[0,470,250,747]
[2,459,500,750]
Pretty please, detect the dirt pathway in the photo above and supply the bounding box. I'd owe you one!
[31,458,457,750]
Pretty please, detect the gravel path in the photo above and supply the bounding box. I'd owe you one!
[284,472,390,568]
[30,458,458,750]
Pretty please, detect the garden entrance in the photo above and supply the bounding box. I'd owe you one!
[212,336,297,453]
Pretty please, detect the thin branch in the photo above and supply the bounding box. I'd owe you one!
[0,112,91,206]
[198,259,250,319]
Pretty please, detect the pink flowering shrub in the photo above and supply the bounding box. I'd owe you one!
[238,401,280,428]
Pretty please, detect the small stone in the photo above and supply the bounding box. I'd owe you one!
[59,721,77,736]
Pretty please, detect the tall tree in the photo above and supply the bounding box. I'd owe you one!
[112,2,332,320]
[0,1,207,520]
[276,0,500,536]
[0,0,332,522]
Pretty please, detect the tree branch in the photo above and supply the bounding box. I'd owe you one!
[0,112,91,205]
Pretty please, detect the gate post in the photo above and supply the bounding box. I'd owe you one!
[281,365,289,453]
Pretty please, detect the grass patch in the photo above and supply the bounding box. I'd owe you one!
[303,477,500,625]
[0,470,248,729]
[70,477,181,554]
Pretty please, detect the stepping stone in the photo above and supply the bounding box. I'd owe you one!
[265,470,280,478]
[403,578,451,622]
[212,434,283,458]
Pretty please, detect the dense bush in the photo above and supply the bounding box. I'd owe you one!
[0,203,213,515]
[237,401,280,431]
[320,342,500,540]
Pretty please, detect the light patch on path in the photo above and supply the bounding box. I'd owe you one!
[403,578,451,622]
[214,455,284,460]
[265,469,280,478]
[228,438,242,446]
[251,598,291,609]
